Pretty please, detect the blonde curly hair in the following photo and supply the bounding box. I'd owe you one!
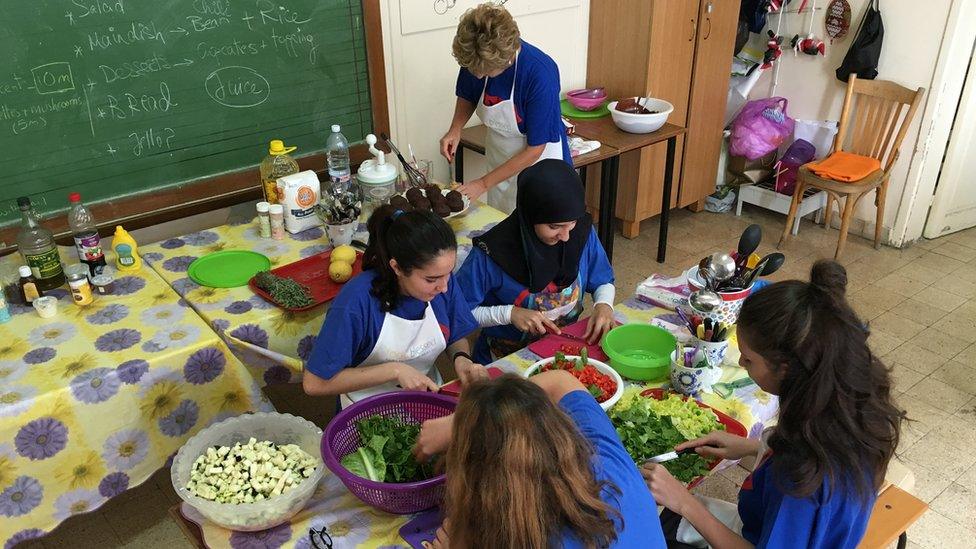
[452,3,521,77]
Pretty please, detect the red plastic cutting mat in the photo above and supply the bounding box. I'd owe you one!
[438,367,506,398]
[248,250,363,312]
[527,318,618,362]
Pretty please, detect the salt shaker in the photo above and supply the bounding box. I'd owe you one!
[269,204,285,240]
[256,202,272,238]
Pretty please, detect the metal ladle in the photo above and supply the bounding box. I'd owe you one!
[689,289,722,312]
[706,253,737,286]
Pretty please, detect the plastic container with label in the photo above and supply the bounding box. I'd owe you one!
[356,134,398,220]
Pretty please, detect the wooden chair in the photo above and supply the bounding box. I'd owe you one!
[778,75,925,259]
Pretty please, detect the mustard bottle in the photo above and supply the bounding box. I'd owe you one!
[112,226,142,271]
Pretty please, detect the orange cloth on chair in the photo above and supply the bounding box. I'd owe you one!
[808,151,882,182]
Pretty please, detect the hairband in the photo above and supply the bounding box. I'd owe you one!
[392,209,404,220]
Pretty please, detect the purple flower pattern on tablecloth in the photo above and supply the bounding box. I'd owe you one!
[159,399,199,437]
[183,230,220,246]
[142,252,164,264]
[112,276,146,296]
[53,488,104,521]
[297,335,315,361]
[0,476,43,517]
[71,367,121,404]
[163,255,196,273]
[22,347,56,364]
[116,359,149,384]
[263,366,292,385]
[466,221,499,239]
[225,300,253,315]
[230,522,292,549]
[98,471,129,498]
[212,319,230,333]
[95,329,141,352]
[172,277,200,295]
[15,417,68,460]
[160,238,186,249]
[102,429,149,470]
[748,421,765,439]
[141,339,167,353]
[184,347,226,384]
[230,324,269,348]
[299,244,329,258]
[291,227,324,241]
[4,529,45,549]
[248,295,275,310]
[85,304,130,325]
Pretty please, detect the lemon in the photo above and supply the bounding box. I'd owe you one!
[329,261,353,283]
[331,245,357,265]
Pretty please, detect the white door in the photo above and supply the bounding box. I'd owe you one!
[925,47,976,238]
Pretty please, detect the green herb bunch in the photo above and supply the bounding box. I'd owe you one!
[254,271,314,308]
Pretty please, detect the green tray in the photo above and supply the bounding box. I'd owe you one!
[560,98,610,119]
[187,250,271,288]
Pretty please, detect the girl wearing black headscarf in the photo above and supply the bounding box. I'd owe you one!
[455,159,616,364]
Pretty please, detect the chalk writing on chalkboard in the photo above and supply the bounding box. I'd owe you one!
[0,0,373,225]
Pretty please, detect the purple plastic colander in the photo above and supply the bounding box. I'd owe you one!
[322,391,457,514]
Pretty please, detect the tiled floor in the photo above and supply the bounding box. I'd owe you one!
[16,205,976,548]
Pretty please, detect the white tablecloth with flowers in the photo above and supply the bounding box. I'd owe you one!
[0,251,271,548]
[140,204,507,386]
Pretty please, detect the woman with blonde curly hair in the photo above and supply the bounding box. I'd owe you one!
[441,3,570,213]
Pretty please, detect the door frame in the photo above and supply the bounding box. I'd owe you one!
[891,0,976,246]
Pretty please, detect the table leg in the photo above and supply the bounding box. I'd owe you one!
[455,143,465,182]
[598,156,620,261]
[656,136,677,263]
[897,532,907,549]
[578,166,588,188]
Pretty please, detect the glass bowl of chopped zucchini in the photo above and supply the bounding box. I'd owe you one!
[171,412,325,531]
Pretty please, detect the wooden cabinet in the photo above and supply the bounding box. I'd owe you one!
[585,0,740,238]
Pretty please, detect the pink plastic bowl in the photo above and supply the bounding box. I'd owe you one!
[567,91,608,111]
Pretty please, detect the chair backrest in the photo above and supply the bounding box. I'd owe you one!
[833,75,925,173]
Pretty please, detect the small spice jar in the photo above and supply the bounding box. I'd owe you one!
[256,201,272,238]
[269,204,285,240]
[32,296,58,318]
[91,272,115,296]
[65,264,94,306]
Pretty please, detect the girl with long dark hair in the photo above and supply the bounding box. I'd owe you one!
[414,371,667,548]
[455,159,616,364]
[303,206,487,407]
[642,260,904,548]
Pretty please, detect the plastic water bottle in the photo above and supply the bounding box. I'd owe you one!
[67,193,107,277]
[326,125,351,185]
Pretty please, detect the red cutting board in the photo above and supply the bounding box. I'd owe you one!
[248,250,363,312]
[438,367,506,398]
[527,318,616,362]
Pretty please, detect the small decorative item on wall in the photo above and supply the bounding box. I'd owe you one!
[825,0,852,43]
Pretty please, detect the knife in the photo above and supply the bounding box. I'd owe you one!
[645,447,697,464]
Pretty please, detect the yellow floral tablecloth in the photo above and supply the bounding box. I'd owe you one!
[0,252,271,548]
[185,298,779,549]
[141,204,507,386]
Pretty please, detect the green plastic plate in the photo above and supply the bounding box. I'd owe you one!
[560,98,610,119]
[187,250,271,288]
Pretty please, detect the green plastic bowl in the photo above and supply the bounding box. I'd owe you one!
[601,324,677,381]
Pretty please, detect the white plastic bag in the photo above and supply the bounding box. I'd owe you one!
[792,119,839,159]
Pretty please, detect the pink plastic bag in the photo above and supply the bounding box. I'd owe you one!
[729,97,795,160]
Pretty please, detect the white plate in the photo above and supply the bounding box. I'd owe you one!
[523,356,624,411]
[394,188,470,219]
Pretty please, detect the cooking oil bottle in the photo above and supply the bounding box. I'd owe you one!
[259,140,299,204]
[16,196,65,291]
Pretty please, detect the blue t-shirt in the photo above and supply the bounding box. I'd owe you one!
[738,451,876,548]
[558,391,667,548]
[455,40,572,163]
[305,270,479,379]
[454,228,614,363]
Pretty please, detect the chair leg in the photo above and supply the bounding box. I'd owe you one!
[874,183,887,249]
[779,183,804,249]
[823,194,834,230]
[835,194,857,260]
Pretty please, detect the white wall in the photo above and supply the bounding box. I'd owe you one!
[379,0,590,184]
[745,0,952,245]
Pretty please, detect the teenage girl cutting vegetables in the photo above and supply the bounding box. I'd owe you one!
[643,260,904,548]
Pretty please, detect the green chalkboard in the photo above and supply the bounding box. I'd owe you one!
[0,0,373,227]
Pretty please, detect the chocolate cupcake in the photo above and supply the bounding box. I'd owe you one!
[423,184,442,197]
[412,197,432,211]
[433,201,451,218]
[389,195,409,210]
[405,187,425,203]
[445,190,465,212]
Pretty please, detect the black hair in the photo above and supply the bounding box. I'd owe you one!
[737,260,904,502]
[363,204,457,311]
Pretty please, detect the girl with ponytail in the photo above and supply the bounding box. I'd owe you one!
[642,260,905,548]
[304,205,487,408]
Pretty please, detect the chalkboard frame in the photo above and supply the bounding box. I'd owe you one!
[0,0,390,253]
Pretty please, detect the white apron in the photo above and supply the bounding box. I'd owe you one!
[475,50,565,214]
[340,302,446,408]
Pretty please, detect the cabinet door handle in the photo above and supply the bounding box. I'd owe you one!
[689,18,697,41]
[702,2,713,40]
